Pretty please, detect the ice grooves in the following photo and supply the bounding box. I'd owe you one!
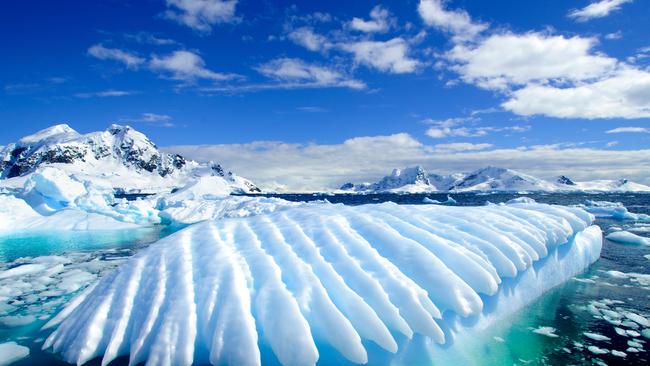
[44,202,596,366]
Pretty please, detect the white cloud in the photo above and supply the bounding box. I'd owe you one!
[75,90,134,98]
[569,0,633,22]
[120,113,175,127]
[149,50,235,82]
[433,142,493,152]
[447,32,617,90]
[341,38,419,74]
[424,117,529,138]
[297,106,327,113]
[503,68,650,119]
[165,0,238,32]
[87,44,145,69]
[426,126,480,138]
[255,58,366,90]
[605,31,623,40]
[287,27,332,52]
[606,126,650,133]
[417,0,487,41]
[166,133,650,191]
[349,5,393,33]
[124,32,179,46]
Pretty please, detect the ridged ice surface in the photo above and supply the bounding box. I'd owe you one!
[43,202,602,366]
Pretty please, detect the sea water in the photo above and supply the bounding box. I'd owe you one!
[1,193,648,365]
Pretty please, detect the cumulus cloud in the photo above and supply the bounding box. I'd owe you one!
[349,5,393,33]
[341,38,419,74]
[447,32,618,90]
[164,0,238,32]
[606,126,650,133]
[165,133,650,191]
[503,68,650,119]
[254,58,366,90]
[287,27,332,52]
[569,0,633,22]
[150,50,236,82]
[417,0,487,41]
[87,44,145,69]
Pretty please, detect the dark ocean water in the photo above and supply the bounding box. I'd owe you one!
[1,192,649,365]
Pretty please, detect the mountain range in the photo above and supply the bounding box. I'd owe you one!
[340,166,650,193]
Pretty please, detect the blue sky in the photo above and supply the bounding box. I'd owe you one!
[2,0,650,190]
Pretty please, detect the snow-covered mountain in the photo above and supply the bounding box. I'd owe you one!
[340,165,650,193]
[0,124,260,194]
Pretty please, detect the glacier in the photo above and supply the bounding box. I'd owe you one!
[42,201,602,366]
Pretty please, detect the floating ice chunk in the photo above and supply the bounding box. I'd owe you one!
[0,250,131,331]
[0,315,37,327]
[628,340,643,348]
[422,195,456,205]
[611,350,627,357]
[506,197,536,204]
[578,200,649,221]
[0,342,30,366]
[583,332,611,341]
[587,345,609,354]
[643,329,650,339]
[606,231,650,245]
[532,326,559,337]
[44,202,602,366]
[626,330,641,337]
[622,320,640,329]
[624,312,650,327]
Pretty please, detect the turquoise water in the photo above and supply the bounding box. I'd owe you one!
[1,193,649,365]
[0,228,171,263]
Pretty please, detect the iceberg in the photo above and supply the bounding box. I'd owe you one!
[43,201,602,366]
[422,195,457,205]
[154,176,301,225]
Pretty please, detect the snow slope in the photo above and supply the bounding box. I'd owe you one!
[44,201,602,366]
[341,165,650,193]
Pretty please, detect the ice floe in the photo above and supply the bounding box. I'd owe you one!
[422,195,457,205]
[583,332,611,341]
[532,326,559,337]
[0,342,30,366]
[578,200,650,221]
[606,230,650,245]
[0,250,133,331]
[43,201,602,366]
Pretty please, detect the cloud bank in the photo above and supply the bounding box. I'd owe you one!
[165,133,650,191]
